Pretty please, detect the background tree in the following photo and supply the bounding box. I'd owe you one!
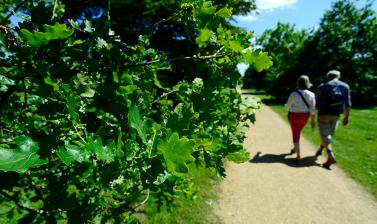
[247,0,377,106]
[244,22,310,99]
[310,0,377,105]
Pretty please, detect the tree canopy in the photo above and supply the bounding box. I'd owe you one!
[0,0,272,222]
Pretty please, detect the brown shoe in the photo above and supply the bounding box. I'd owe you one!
[323,158,336,169]
[315,148,323,157]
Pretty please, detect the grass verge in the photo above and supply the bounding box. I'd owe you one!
[268,104,377,200]
[143,165,220,224]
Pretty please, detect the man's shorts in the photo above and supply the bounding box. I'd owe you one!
[318,114,340,144]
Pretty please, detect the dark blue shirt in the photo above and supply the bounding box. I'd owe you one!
[316,79,351,115]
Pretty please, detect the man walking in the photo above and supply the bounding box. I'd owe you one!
[315,70,351,169]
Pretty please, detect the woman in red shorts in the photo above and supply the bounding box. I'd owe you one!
[285,75,316,162]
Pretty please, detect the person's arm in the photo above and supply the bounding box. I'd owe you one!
[285,92,294,111]
[309,92,316,129]
[310,114,316,129]
[343,85,351,126]
[343,107,350,126]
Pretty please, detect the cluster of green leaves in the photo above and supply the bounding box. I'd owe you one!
[0,0,271,223]
[246,0,377,106]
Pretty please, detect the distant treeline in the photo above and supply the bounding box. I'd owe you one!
[244,0,377,106]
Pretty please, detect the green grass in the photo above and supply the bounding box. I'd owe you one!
[142,165,220,224]
[269,104,377,199]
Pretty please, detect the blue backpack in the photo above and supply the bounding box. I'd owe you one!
[317,83,344,115]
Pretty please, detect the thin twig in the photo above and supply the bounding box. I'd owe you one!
[132,52,225,68]
[133,189,150,208]
[154,12,180,26]
[5,0,30,20]
[22,78,28,108]
[51,0,58,20]
[151,89,178,104]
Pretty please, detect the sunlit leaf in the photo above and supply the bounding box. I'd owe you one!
[56,148,75,165]
[244,50,273,72]
[216,7,232,18]
[80,88,95,98]
[227,149,250,163]
[158,132,195,175]
[63,145,91,163]
[128,106,149,142]
[0,136,48,173]
[198,1,216,15]
[20,23,74,47]
[196,28,214,48]
[87,136,115,163]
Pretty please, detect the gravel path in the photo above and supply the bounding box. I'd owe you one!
[214,104,377,224]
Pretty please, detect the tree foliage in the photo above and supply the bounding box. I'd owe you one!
[0,0,271,222]
[244,22,310,95]
[248,0,377,106]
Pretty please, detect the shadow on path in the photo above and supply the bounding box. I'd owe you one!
[249,151,321,168]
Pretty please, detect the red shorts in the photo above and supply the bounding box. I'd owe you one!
[288,112,310,143]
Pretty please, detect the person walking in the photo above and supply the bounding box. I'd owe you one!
[315,70,351,169]
[285,75,316,162]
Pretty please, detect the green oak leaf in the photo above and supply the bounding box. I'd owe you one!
[128,106,149,143]
[158,132,195,175]
[240,96,261,122]
[244,50,273,72]
[229,40,243,53]
[19,30,48,46]
[118,85,138,95]
[166,103,198,133]
[196,28,214,48]
[20,23,74,47]
[80,88,95,98]
[87,136,115,163]
[0,136,48,173]
[216,7,232,18]
[56,148,76,165]
[44,76,59,91]
[43,23,74,39]
[66,94,79,122]
[198,1,216,15]
[61,145,91,163]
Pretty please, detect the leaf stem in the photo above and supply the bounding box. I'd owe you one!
[151,89,178,104]
[133,189,150,208]
[74,124,87,144]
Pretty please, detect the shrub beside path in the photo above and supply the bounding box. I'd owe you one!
[214,104,377,224]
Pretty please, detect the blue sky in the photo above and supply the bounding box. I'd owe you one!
[233,0,377,36]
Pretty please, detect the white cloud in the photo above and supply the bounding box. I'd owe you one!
[233,0,297,23]
[256,0,298,11]
[233,14,258,22]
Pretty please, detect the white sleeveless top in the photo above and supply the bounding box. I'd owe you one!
[285,89,316,115]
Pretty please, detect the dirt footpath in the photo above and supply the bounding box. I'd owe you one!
[214,104,377,224]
